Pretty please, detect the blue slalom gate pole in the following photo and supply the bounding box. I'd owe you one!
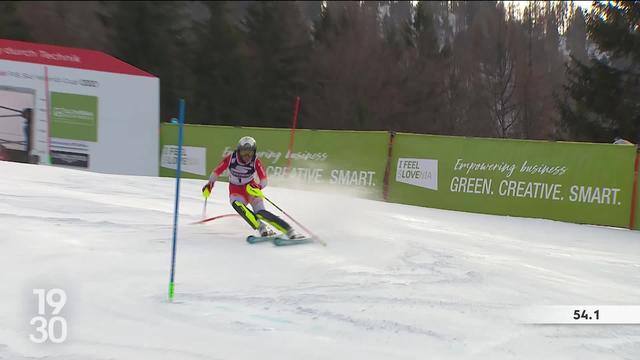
[169,99,185,302]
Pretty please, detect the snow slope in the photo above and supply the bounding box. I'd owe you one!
[0,161,639,360]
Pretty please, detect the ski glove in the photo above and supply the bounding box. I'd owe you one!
[246,183,264,198]
[202,182,213,198]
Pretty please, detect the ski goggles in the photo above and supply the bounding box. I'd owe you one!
[238,149,255,157]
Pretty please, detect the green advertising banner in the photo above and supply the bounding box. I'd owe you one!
[160,124,389,200]
[388,133,637,228]
[50,92,98,142]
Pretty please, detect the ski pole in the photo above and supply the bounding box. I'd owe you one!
[202,197,208,220]
[246,185,326,246]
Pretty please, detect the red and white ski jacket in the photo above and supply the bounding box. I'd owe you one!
[208,151,268,188]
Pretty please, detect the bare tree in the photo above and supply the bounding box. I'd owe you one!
[480,3,520,137]
[304,2,403,131]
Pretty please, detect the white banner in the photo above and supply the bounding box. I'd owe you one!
[161,145,207,176]
[396,158,438,190]
[515,305,640,324]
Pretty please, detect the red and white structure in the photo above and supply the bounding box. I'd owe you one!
[0,39,159,175]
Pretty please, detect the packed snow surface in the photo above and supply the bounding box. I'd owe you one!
[1,161,639,359]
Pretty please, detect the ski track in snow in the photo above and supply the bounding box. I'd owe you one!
[1,161,639,360]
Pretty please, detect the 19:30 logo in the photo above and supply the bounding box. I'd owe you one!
[30,288,67,343]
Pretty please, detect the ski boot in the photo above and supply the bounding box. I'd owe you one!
[286,228,306,240]
[259,223,277,237]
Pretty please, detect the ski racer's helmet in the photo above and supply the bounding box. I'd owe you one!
[237,136,257,157]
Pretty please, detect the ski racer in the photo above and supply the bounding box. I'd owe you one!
[201,136,303,239]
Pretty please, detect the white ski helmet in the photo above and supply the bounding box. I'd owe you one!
[237,136,257,155]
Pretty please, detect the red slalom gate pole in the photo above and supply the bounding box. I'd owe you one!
[629,150,639,229]
[286,96,301,176]
[382,131,396,201]
[44,66,52,164]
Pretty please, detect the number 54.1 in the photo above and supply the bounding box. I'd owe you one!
[574,309,599,320]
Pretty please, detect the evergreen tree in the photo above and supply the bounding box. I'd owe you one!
[381,1,411,55]
[305,2,402,131]
[18,2,106,50]
[299,1,323,30]
[401,1,449,134]
[0,1,31,41]
[560,1,640,143]
[566,7,588,63]
[411,1,439,57]
[191,2,248,125]
[243,1,311,127]
[100,1,189,122]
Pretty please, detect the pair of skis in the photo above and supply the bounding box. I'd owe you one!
[201,184,326,247]
[246,234,314,246]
